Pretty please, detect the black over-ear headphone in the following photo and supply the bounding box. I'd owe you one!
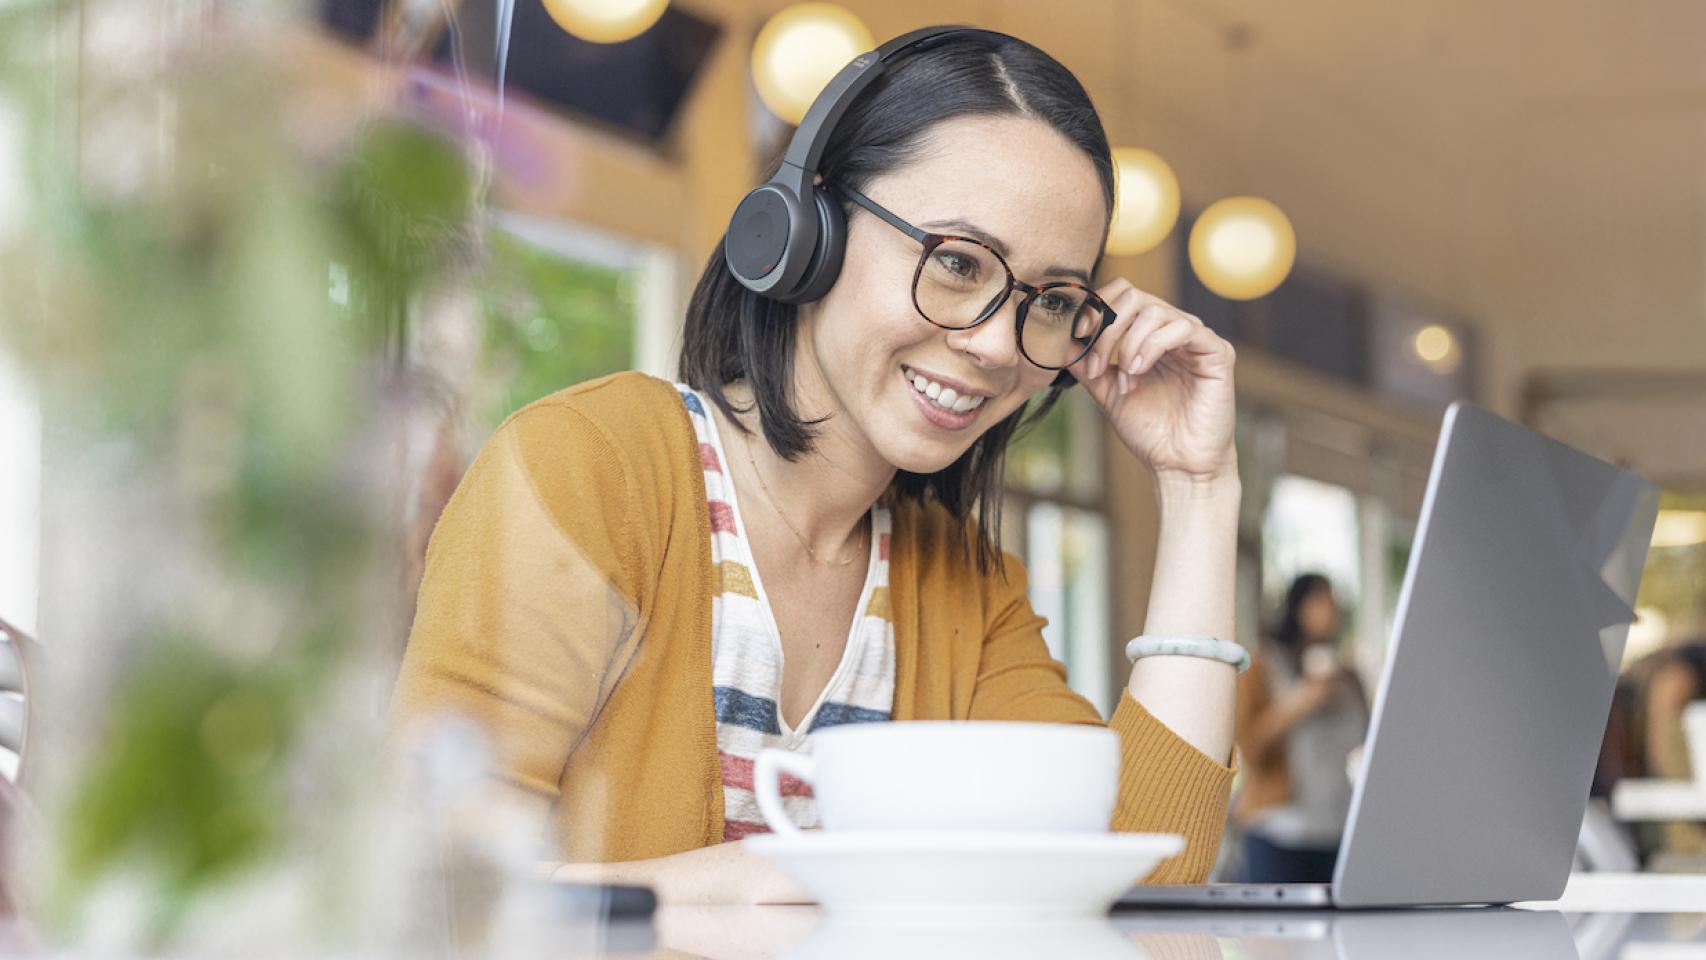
[723,25,1007,304]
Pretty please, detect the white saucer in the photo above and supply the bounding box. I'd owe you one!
[745,830,1184,922]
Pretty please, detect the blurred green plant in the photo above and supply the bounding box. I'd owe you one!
[0,0,477,947]
[478,229,634,427]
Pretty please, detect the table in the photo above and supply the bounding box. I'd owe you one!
[563,903,1706,960]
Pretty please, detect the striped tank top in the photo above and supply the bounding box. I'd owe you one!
[676,386,896,840]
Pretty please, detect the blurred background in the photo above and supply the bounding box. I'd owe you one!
[0,0,1703,945]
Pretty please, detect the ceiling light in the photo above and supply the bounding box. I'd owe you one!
[1188,195,1296,301]
[541,0,669,44]
[1105,147,1180,257]
[751,3,873,125]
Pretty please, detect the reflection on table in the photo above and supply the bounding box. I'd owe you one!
[587,905,1706,960]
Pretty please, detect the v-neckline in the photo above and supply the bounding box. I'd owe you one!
[698,393,880,740]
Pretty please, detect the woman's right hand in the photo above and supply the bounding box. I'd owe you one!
[1289,670,1340,719]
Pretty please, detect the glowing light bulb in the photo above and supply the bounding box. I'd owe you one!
[1412,324,1461,374]
[751,4,874,125]
[542,0,669,45]
[1188,196,1296,301]
[1105,147,1180,256]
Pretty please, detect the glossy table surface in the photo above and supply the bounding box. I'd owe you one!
[559,904,1706,960]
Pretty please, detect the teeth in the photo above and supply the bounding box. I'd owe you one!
[905,367,985,414]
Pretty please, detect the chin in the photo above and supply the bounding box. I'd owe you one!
[878,435,966,476]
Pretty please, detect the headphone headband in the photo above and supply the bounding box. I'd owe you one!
[774,26,1005,198]
[724,24,1012,303]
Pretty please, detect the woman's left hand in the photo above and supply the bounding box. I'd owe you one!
[1067,278,1239,484]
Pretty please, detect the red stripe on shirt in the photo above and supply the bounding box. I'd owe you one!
[708,500,737,535]
[699,442,722,473]
[878,532,890,561]
[719,751,814,798]
[723,818,773,842]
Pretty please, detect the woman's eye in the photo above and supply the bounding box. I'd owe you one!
[933,251,976,279]
[1035,293,1075,319]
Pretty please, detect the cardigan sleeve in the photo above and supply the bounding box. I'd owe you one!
[967,554,1235,885]
[387,402,651,830]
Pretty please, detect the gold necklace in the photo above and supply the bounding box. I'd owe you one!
[740,427,865,568]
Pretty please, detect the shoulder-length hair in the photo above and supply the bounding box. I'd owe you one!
[679,31,1115,575]
[1271,572,1333,672]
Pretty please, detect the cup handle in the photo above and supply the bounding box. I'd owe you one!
[752,748,815,840]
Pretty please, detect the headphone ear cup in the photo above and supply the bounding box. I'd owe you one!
[787,186,848,304]
[725,183,813,297]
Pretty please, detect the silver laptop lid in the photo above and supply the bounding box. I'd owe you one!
[1332,402,1659,907]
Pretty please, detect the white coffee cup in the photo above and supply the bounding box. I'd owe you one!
[1684,701,1706,786]
[752,721,1118,839]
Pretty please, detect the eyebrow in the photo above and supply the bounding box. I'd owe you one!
[919,217,1094,285]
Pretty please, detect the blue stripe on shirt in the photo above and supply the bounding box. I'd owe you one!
[809,701,892,731]
[714,685,781,735]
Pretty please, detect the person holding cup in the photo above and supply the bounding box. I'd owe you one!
[390,28,1241,904]
[1233,574,1370,882]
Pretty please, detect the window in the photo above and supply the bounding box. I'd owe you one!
[1007,391,1115,715]
[1261,473,1363,645]
[474,212,679,431]
[1257,470,1416,680]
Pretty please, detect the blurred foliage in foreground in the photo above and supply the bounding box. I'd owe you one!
[0,0,477,948]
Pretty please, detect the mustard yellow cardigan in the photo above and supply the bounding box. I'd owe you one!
[389,372,1232,883]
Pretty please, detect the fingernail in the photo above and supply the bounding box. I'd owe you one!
[1126,352,1144,375]
[1117,371,1132,394]
[1091,353,1107,379]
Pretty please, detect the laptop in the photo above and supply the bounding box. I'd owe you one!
[1119,401,1660,909]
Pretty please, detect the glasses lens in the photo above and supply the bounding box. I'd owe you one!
[1021,285,1104,369]
[913,239,1008,329]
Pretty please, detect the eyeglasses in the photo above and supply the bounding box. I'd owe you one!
[837,184,1117,371]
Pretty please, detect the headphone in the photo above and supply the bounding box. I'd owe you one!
[723,26,1007,304]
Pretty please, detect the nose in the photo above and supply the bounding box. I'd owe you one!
[943,293,1025,370]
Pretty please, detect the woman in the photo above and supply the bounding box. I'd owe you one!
[1233,574,1370,882]
[1633,635,1706,862]
[390,29,1242,904]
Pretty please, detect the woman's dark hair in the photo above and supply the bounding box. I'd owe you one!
[1272,573,1334,671]
[679,32,1115,575]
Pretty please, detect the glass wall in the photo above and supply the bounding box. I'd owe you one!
[473,213,679,432]
[1007,391,1115,716]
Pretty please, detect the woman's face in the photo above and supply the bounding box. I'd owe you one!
[796,114,1108,475]
[1299,584,1341,643]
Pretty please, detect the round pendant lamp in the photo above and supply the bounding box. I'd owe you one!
[542,0,669,44]
[1188,195,1296,301]
[751,4,874,125]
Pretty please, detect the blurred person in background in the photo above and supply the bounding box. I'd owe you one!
[388,29,1245,904]
[1640,634,1706,781]
[1635,633,1706,864]
[1233,573,1370,882]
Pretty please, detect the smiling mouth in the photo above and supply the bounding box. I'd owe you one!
[902,365,987,414]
